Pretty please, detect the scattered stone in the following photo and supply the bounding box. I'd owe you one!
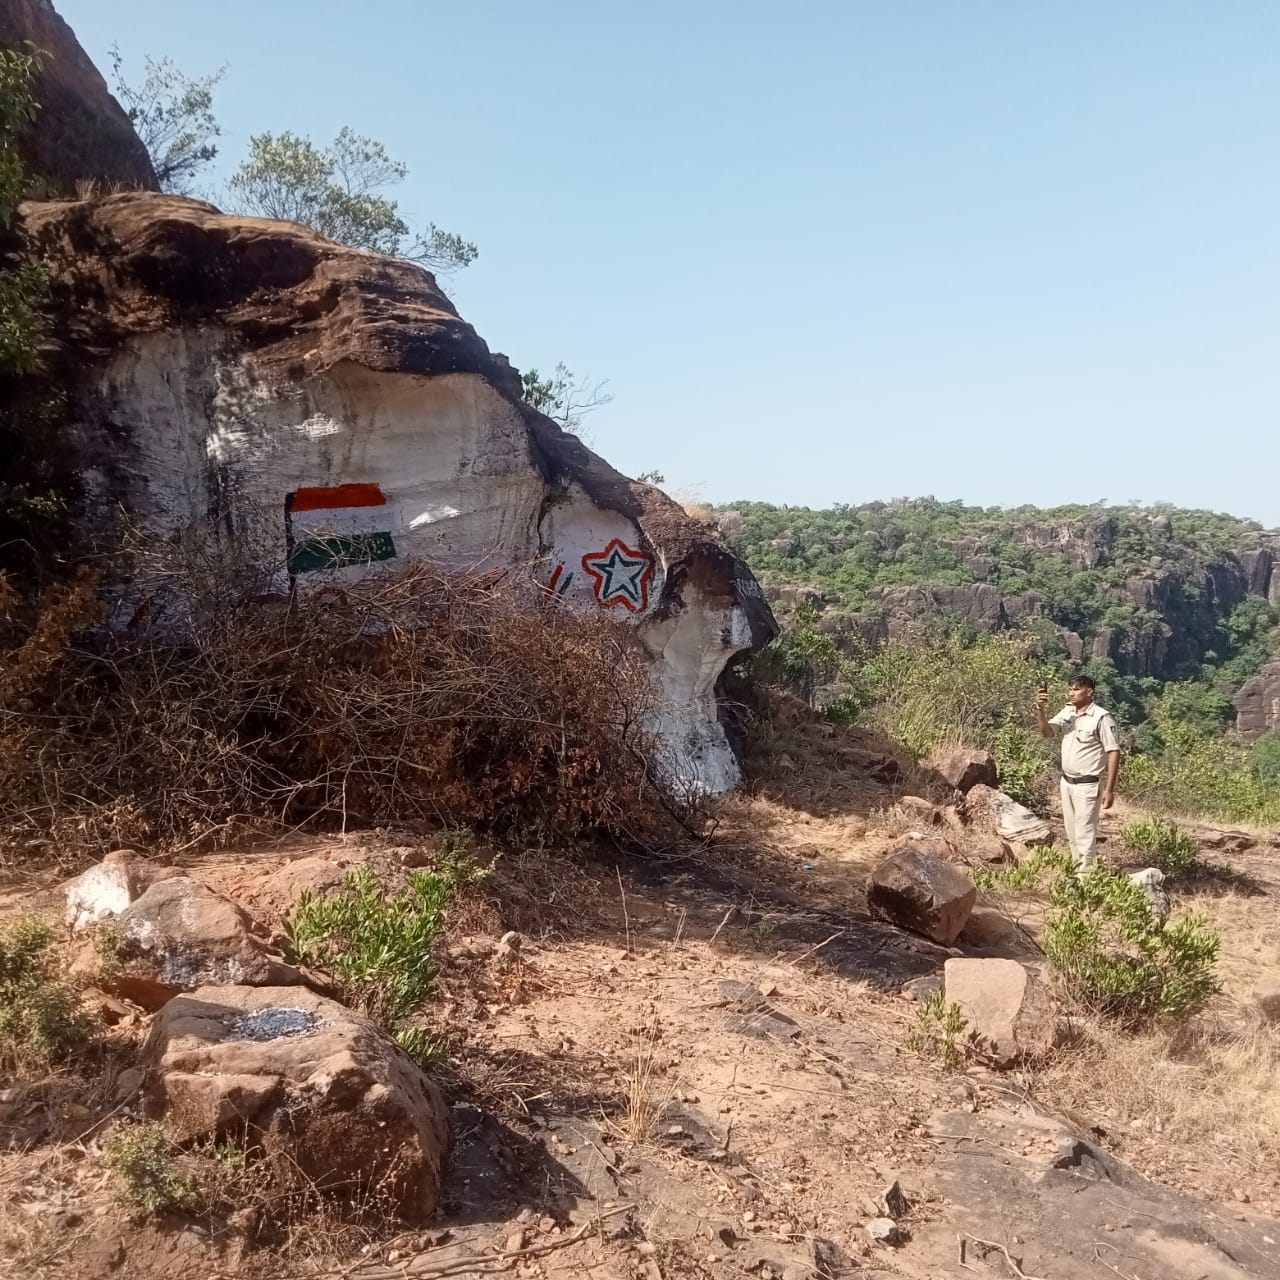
[1251,978,1280,1023]
[971,834,1017,865]
[897,796,940,824]
[114,1067,145,1101]
[1128,868,1170,923]
[64,851,165,933]
[140,985,450,1222]
[495,931,523,963]
[867,847,977,946]
[1195,826,1257,855]
[83,877,305,1011]
[866,1217,902,1245]
[944,958,1057,1067]
[966,785,1053,846]
[902,975,943,1002]
[719,979,768,1010]
[927,747,998,794]
[882,1179,910,1220]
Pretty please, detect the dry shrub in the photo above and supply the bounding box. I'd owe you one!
[0,542,695,862]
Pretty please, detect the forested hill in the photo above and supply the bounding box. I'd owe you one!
[714,499,1280,726]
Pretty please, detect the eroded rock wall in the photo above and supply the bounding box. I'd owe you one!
[23,193,775,793]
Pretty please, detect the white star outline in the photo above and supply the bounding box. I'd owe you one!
[580,538,654,612]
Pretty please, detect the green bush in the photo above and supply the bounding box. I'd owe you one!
[104,1123,199,1213]
[907,990,973,1070]
[1044,865,1219,1022]
[284,837,482,1040]
[1121,816,1198,878]
[971,843,1072,892]
[991,723,1052,810]
[0,916,91,1070]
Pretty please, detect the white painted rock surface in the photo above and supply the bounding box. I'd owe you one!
[944,957,1057,1067]
[64,850,161,932]
[23,195,776,794]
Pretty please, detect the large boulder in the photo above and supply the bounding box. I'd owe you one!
[944,958,1056,1067]
[88,876,304,1010]
[18,191,776,794]
[927,747,997,794]
[867,846,977,946]
[139,985,450,1222]
[0,0,158,193]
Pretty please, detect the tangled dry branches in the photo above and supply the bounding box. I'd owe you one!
[0,545,695,863]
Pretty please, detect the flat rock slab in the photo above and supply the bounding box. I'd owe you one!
[944,957,1056,1066]
[867,846,977,945]
[140,985,450,1223]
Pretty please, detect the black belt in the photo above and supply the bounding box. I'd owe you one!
[1061,771,1099,785]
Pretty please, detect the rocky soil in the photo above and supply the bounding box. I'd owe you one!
[3,721,1279,1280]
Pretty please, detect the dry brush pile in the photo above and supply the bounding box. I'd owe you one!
[0,544,693,863]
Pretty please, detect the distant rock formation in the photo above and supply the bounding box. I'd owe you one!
[1234,661,1280,741]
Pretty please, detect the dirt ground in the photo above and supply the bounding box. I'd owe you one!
[3,717,1280,1280]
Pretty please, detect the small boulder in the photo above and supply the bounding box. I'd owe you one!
[970,834,1016,865]
[896,796,940,825]
[1128,868,1170,923]
[966,785,1052,846]
[867,847,977,946]
[944,958,1057,1067]
[927,747,998,794]
[139,985,450,1222]
[1251,978,1280,1024]
[88,877,304,1010]
[901,975,943,1002]
[65,851,166,933]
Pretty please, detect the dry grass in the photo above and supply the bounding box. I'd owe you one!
[0,541,698,866]
[615,1012,671,1146]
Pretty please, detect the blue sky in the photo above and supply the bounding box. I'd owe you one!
[60,1,1280,524]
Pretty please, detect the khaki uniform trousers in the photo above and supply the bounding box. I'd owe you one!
[1060,777,1102,870]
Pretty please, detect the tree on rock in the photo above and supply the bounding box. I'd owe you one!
[108,48,225,194]
[228,128,477,273]
[521,362,612,438]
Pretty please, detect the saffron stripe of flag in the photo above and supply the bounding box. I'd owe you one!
[287,483,398,574]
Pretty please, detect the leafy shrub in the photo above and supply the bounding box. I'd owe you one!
[1121,816,1198,878]
[285,864,456,1028]
[991,723,1052,810]
[0,916,90,1070]
[104,1123,199,1213]
[858,631,1045,759]
[971,843,1071,892]
[907,990,973,1069]
[1044,865,1219,1023]
[394,1024,446,1070]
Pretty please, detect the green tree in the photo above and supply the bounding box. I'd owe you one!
[521,361,612,437]
[227,128,477,272]
[108,47,225,194]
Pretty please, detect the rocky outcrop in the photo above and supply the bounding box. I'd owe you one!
[1234,660,1280,741]
[19,192,775,792]
[64,849,167,932]
[140,985,450,1222]
[0,0,157,193]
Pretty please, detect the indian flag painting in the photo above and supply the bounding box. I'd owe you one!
[285,483,398,575]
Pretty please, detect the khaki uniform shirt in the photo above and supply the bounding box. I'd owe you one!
[1049,702,1121,778]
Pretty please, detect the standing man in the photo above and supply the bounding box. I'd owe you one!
[1036,674,1121,870]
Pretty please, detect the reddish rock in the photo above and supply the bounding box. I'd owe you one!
[944,958,1057,1067]
[927,747,998,794]
[867,846,977,946]
[140,985,450,1222]
[86,877,304,1010]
